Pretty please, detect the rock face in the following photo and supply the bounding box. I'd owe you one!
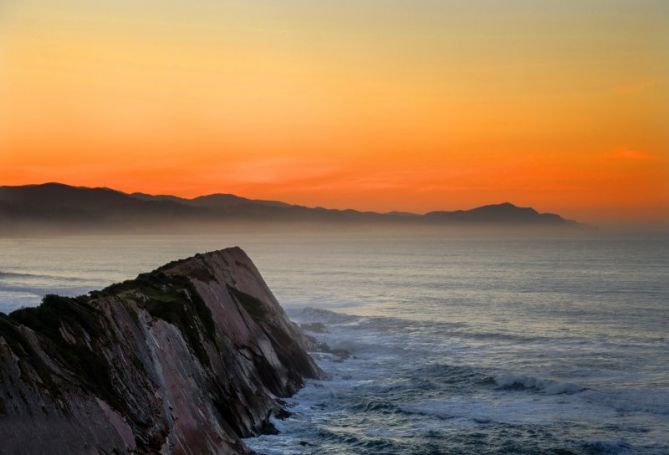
[0,247,322,454]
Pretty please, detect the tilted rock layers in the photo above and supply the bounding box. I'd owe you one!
[0,247,322,454]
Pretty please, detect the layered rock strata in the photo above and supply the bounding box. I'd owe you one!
[0,247,322,454]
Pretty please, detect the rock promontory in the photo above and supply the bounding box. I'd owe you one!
[0,247,322,454]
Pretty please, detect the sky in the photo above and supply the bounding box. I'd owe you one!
[0,0,667,224]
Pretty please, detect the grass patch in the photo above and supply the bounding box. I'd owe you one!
[129,273,217,367]
[6,296,126,413]
[0,265,220,415]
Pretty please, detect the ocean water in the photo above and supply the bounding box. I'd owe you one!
[1,231,668,454]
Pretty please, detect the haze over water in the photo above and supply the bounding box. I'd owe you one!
[1,230,668,454]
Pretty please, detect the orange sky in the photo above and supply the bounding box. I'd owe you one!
[1,1,668,224]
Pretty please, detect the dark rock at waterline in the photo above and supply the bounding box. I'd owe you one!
[303,335,351,362]
[0,247,323,454]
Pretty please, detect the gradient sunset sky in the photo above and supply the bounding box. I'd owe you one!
[1,1,667,224]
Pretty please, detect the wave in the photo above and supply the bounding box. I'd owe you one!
[295,307,554,345]
[294,306,669,431]
[0,270,90,282]
[495,372,669,417]
[492,374,587,395]
[581,439,633,455]
[296,307,362,324]
[0,271,49,279]
[397,403,456,421]
[296,307,474,335]
[584,388,669,417]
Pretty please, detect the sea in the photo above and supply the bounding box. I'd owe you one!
[1,229,668,454]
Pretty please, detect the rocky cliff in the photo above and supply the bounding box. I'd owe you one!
[0,247,322,454]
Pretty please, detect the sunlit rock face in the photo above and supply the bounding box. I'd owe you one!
[0,247,322,454]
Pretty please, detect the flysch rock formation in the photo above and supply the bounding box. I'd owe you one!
[0,247,323,454]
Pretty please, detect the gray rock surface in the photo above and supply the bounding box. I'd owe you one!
[0,247,322,454]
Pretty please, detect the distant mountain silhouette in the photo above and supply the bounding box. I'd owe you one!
[425,202,567,224]
[0,183,577,233]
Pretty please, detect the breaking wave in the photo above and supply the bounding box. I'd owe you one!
[493,374,587,395]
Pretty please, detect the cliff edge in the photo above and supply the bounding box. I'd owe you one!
[0,247,322,454]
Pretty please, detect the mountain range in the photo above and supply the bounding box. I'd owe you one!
[0,182,577,233]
